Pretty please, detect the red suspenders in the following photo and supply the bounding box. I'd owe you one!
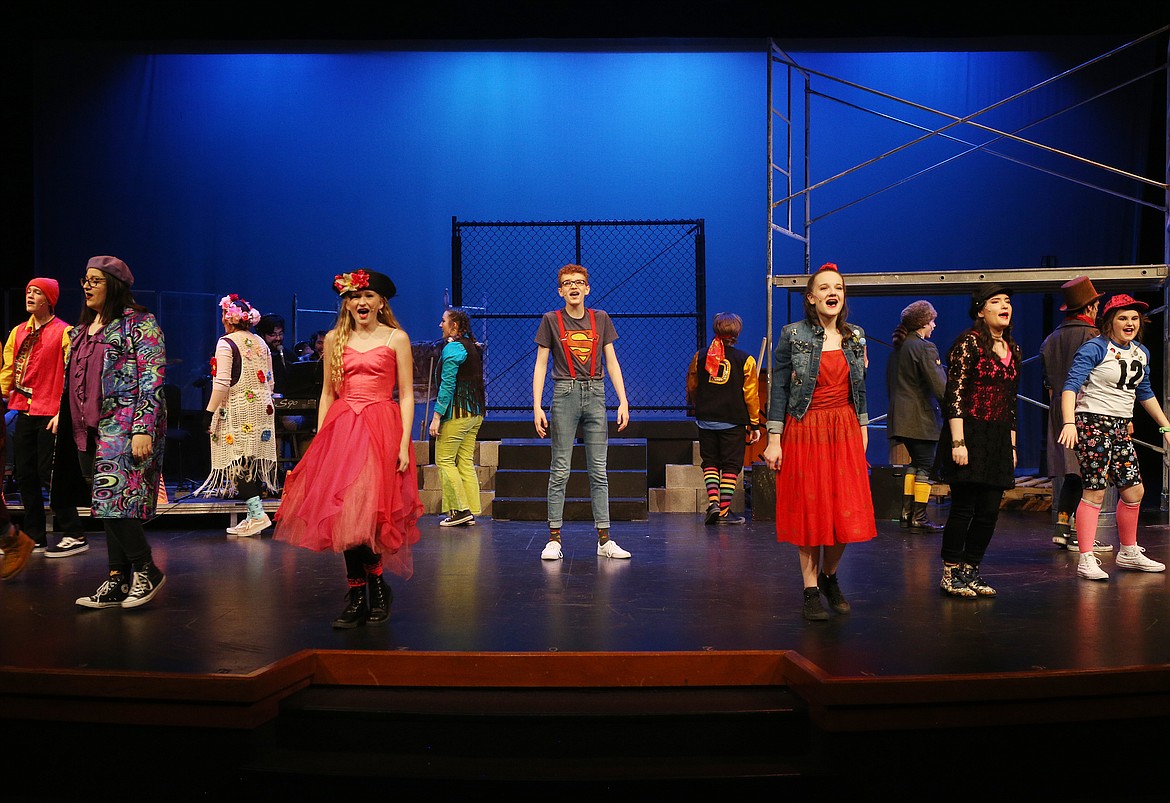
[556,309,598,378]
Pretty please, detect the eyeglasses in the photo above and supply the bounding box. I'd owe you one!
[560,279,588,288]
[80,277,106,288]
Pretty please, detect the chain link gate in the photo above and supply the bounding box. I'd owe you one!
[451,218,706,417]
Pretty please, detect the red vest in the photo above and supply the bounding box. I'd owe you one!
[5,316,69,416]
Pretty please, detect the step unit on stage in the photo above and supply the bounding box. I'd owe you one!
[491,438,648,522]
[650,440,746,515]
[415,439,498,517]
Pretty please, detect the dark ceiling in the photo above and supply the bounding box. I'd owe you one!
[1,2,1165,276]
[10,2,1169,47]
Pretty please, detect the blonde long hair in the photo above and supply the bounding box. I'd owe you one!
[329,294,400,392]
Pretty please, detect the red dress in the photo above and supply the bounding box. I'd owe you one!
[275,343,422,579]
[774,349,877,547]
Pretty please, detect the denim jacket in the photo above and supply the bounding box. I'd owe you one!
[766,319,868,434]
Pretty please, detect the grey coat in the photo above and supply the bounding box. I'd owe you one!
[1040,316,1099,477]
[886,334,946,442]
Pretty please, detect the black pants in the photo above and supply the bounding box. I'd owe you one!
[697,425,746,475]
[900,437,938,481]
[941,482,1004,565]
[13,412,84,541]
[237,478,261,500]
[1057,474,1083,516]
[77,446,152,571]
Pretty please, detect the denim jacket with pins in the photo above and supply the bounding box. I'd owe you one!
[766,319,868,434]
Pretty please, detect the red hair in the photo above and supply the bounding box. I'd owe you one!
[557,264,590,284]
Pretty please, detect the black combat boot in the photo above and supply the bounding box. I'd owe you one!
[332,584,369,629]
[366,574,392,625]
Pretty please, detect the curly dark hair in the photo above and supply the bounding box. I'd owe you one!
[256,314,285,337]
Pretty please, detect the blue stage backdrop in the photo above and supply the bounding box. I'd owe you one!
[27,40,1160,473]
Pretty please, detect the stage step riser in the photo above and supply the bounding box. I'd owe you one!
[498,438,648,471]
[491,498,648,521]
[491,438,648,521]
[494,468,647,498]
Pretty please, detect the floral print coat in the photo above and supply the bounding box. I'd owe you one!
[52,309,167,519]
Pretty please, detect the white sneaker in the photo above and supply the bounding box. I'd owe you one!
[1116,545,1166,573]
[541,540,563,561]
[597,539,631,559]
[1077,552,1108,581]
[231,513,272,537]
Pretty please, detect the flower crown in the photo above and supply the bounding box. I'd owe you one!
[219,294,261,326]
[333,269,370,295]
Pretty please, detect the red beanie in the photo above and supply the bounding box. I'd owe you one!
[27,277,60,307]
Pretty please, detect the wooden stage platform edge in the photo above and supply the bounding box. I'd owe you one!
[4,649,1169,735]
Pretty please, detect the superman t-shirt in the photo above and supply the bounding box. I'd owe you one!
[534,308,619,380]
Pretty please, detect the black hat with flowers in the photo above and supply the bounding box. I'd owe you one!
[333,269,396,300]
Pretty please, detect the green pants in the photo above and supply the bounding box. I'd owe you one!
[435,414,484,513]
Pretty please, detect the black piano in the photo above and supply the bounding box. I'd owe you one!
[272,396,317,412]
[275,359,323,409]
[273,360,323,469]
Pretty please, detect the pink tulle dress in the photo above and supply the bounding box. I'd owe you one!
[275,341,422,579]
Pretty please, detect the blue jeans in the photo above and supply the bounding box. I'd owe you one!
[547,379,609,530]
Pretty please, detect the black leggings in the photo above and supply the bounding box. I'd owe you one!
[229,455,266,501]
[941,482,1004,565]
[343,545,382,582]
[103,518,153,571]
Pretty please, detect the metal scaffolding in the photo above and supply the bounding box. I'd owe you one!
[765,28,1170,508]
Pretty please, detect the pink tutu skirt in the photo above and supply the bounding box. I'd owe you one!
[275,397,422,579]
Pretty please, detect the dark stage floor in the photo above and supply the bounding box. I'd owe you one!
[3,504,1170,678]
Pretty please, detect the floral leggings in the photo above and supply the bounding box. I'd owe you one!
[1073,411,1141,492]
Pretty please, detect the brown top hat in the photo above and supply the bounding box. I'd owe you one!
[1058,276,1104,312]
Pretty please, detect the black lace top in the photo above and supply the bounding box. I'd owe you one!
[943,331,1020,426]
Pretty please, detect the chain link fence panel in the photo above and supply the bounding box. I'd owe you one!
[452,219,706,417]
